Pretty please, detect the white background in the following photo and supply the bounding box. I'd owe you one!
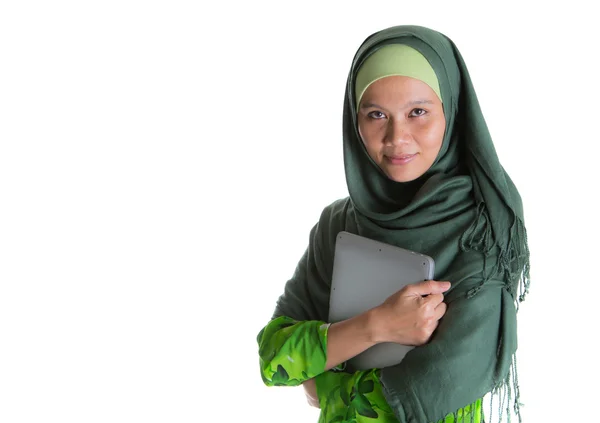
[1,1,598,422]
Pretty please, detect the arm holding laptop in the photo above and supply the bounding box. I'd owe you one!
[323,279,450,371]
[305,280,449,409]
[257,277,449,406]
[257,208,450,408]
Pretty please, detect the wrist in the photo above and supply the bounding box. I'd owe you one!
[362,307,384,345]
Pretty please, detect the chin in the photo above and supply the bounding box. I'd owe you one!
[385,169,419,183]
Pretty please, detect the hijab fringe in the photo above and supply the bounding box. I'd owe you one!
[460,201,530,422]
[486,354,524,423]
[459,201,530,306]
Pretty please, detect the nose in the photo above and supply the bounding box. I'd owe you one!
[385,118,411,146]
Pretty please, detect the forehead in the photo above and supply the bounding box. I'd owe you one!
[361,75,441,103]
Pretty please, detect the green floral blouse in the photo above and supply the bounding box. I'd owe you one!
[258,316,483,423]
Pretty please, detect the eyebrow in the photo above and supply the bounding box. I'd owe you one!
[360,99,434,109]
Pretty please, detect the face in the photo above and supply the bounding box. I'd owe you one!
[357,75,446,183]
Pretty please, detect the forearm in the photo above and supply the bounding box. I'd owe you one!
[325,308,378,370]
[304,310,379,410]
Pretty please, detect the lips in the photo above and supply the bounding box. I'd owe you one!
[389,154,416,160]
[386,153,417,165]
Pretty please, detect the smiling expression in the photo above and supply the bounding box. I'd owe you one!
[357,75,446,183]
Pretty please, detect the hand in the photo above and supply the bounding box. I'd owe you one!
[371,280,450,346]
[302,379,320,408]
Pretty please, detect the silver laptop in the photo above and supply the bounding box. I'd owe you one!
[328,231,435,370]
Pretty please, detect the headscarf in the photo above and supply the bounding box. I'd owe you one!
[272,24,530,422]
[354,43,442,104]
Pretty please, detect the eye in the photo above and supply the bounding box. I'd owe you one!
[367,111,386,120]
[409,108,427,117]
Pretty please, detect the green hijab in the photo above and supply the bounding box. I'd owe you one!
[272,25,530,422]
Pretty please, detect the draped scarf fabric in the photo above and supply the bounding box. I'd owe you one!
[272,25,529,422]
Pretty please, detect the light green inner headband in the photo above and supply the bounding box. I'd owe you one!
[355,44,442,107]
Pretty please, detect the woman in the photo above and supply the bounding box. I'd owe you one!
[257,25,530,423]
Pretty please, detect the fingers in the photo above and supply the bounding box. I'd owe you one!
[421,303,446,343]
[424,293,444,306]
[433,301,447,320]
[423,293,447,321]
[303,379,319,408]
[407,280,451,296]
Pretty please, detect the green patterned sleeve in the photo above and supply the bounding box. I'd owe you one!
[314,368,399,422]
[259,316,484,422]
[314,369,483,423]
[257,316,334,387]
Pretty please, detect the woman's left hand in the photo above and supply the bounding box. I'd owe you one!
[302,379,320,408]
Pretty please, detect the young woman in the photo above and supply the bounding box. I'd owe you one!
[257,25,530,423]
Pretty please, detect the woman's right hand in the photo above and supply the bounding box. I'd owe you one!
[370,280,450,346]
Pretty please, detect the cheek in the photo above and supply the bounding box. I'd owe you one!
[358,123,382,154]
[420,121,445,157]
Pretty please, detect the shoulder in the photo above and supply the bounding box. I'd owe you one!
[316,196,353,233]
[309,197,355,251]
[320,196,351,218]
